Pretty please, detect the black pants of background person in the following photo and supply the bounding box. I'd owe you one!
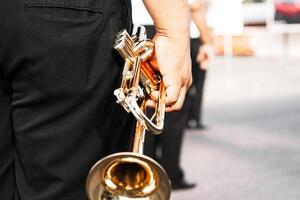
[186,38,207,129]
[144,25,196,188]
[0,1,134,200]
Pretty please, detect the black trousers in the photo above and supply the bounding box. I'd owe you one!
[186,38,207,126]
[0,1,134,199]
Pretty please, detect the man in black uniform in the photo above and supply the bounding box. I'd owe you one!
[186,0,213,129]
[0,0,192,199]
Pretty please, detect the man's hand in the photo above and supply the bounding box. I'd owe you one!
[151,33,192,112]
[196,44,214,70]
[143,0,192,111]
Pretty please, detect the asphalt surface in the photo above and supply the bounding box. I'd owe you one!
[171,57,300,200]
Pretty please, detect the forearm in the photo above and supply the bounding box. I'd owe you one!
[143,0,190,37]
[141,0,192,111]
[190,0,213,44]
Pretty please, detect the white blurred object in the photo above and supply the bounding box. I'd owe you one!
[207,0,244,59]
[131,0,154,25]
[243,1,267,25]
[207,0,244,36]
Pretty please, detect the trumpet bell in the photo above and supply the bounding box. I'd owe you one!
[86,152,171,200]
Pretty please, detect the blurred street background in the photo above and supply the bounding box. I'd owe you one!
[172,57,300,200]
[169,1,300,199]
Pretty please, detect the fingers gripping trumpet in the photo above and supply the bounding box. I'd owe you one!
[86,25,171,200]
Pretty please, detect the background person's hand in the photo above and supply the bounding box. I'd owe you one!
[196,44,214,70]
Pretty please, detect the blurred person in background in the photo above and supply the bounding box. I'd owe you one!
[186,0,214,129]
[132,0,214,190]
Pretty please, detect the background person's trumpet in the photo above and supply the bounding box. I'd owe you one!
[86,25,171,200]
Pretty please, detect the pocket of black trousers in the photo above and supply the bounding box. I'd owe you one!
[24,0,104,21]
[20,1,105,96]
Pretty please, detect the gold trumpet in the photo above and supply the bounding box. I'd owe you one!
[86,25,171,200]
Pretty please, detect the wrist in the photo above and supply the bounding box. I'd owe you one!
[200,35,213,45]
[144,0,190,37]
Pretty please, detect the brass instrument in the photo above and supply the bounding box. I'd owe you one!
[86,25,171,200]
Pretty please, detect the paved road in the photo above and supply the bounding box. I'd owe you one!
[171,57,300,200]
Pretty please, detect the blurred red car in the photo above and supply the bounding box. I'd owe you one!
[275,0,300,23]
